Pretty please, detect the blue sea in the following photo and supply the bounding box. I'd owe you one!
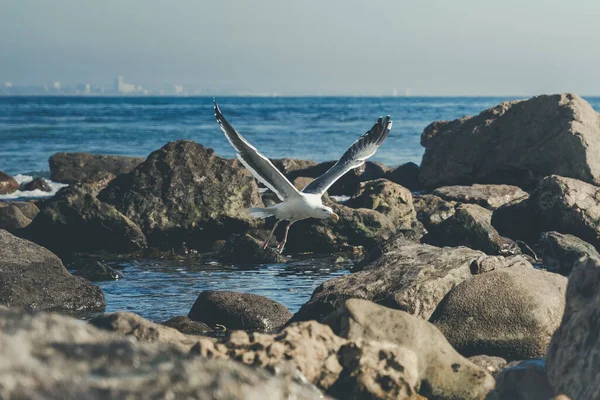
[2,95,599,321]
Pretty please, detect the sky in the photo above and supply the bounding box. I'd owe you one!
[1,0,599,96]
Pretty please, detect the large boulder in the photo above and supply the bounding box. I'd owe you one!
[24,185,147,254]
[486,359,554,400]
[217,233,287,264]
[323,299,495,400]
[538,231,600,275]
[0,170,19,194]
[413,194,456,230]
[432,184,528,210]
[384,162,423,192]
[429,266,567,360]
[423,203,520,256]
[0,201,40,219]
[271,158,318,175]
[0,230,105,311]
[292,239,532,322]
[72,261,124,281]
[20,177,52,192]
[546,256,600,399]
[161,316,213,335]
[49,152,145,184]
[287,161,389,196]
[492,175,600,248]
[0,204,32,231]
[0,307,324,400]
[419,93,600,189]
[188,291,292,332]
[98,141,263,250]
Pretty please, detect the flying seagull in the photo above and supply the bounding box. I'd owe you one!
[214,100,392,253]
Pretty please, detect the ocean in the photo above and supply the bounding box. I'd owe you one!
[3,95,599,320]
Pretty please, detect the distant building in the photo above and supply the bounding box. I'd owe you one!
[52,81,61,90]
[174,84,183,94]
[76,83,91,94]
[4,82,12,88]
[114,76,137,94]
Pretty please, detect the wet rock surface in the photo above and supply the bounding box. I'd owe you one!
[188,290,293,332]
[546,256,600,400]
[429,266,567,360]
[49,152,145,184]
[538,231,599,275]
[0,229,105,311]
[432,184,528,210]
[20,177,52,192]
[420,93,600,189]
[486,359,553,400]
[423,203,521,256]
[492,175,600,248]
[413,194,456,230]
[72,261,124,281]
[161,316,213,335]
[98,140,263,250]
[218,233,288,264]
[23,185,147,254]
[0,170,19,194]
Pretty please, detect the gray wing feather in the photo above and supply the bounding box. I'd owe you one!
[302,116,392,196]
[214,101,300,201]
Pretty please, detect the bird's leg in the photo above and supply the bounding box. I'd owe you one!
[262,220,280,249]
[277,221,295,254]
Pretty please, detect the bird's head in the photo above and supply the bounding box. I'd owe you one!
[317,206,339,221]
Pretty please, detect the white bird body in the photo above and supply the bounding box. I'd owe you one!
[214,100,391,253]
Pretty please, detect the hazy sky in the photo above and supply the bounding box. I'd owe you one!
[1,0,599,95]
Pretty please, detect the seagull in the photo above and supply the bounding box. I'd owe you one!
[214,100,392,253]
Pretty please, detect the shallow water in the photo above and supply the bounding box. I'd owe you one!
[69,255,352,322]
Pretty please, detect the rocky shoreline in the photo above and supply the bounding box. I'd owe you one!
[1,93,599,399]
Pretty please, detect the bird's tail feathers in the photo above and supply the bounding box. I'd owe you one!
[249,207,274,219]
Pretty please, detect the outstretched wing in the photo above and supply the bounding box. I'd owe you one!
[214,100,300,201]
[302,116,392,196]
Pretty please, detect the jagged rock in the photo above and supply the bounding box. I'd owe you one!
[420,93,600,189]
[469,355,508,377]
[0,229,105,311]
[188,291,292,332]
[486,359,553,400]
[423,203,521,256]
[23,185,147,254]
[469,255,531,274]
[292,240,530,322]
[432,184,528,210]
[98,141,263,250]
[292,176,315,190]
[20,177,52,192]
[322,299,495,400]
[0,170,19,194]
[546,256,600,400]
[413,194,456,230]
[0,307,324,399]
[538,231,599,275]
[0,201,40,219]
[287,161,389,196]
[384,162,422,192]
[72,261,124,281]
[492,175,600,248]
[161,316,213,335]
[430,266,567,360]
[218,233,287,264]
[49,152,145,184]
[0,204,31,231]
[272,158,318,175]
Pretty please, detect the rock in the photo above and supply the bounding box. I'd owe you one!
[272,158,318,175]
[468,355,508,377]
[0,204,31,231]
[78,170,117,196]
[492,175,600,248]
[72,261,124,281]
[546,256,600,400]
[420,93,600,189]
[90,311,200,350]
[2,201,40,219]
[0,170,19,194]
[384,162,423,192]
[98,141,263,250]
[430,266,567,360]
[193,319,422,399]
[0,307,324,400]
[49,152,145,184]
[0,229,105,311]
[433,184,528,210]
[292,176,315,191]
[20,177,52,192]
[423,203,521,256]
[287,161,389,196]
[322,299,495,400]
[486,359,553,400]
[413,194,456,230]
[162,316,213,335]
[188,290,292,332]
[538,231,600,275]
[292,240,508,322]
[469,254,531,275]
[218,233,287,264]
[23,185,147,254]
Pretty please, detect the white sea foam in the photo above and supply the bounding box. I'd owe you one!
[0,174,67,200]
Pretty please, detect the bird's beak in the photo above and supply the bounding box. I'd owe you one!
[330,213,340,221]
